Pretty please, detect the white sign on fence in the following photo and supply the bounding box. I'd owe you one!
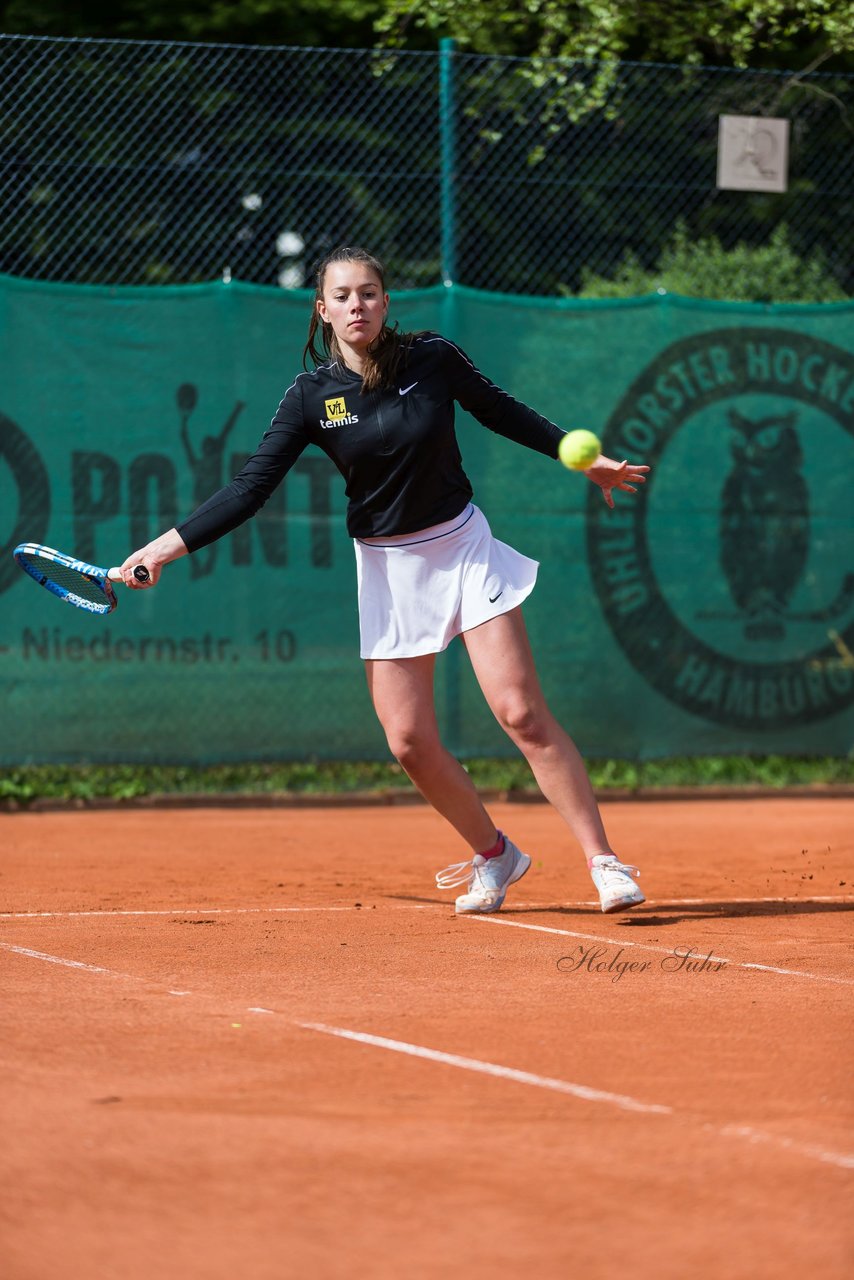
[717,115,790,193]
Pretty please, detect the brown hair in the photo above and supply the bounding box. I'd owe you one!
[303,246,409,393]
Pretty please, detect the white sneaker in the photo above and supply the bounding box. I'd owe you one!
[589,854,645,913]
[436,837,531,914]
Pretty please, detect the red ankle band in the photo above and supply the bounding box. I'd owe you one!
[479,832,505,860]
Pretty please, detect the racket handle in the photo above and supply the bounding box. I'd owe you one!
[107,566,151,584]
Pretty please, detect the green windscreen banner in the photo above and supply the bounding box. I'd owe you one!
[1,273,852,764]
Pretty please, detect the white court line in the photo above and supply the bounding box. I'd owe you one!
[297,1021,671,1114]
[1,895,851,921]
[3,899,850,988]
[0,942,134,977]
[470,917,854,986]
[0,943,193,995]
[713,1124,854,1170]
[2,940,852,1171]
[301,1021,854,1171]
[526,895,854,908]
[0,905,435,920]
[644,895,853,906]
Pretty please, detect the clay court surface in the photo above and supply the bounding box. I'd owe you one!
[1,795,852,1280]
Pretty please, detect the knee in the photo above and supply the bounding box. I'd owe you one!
[495,696,552,751]
[384,721,440,773]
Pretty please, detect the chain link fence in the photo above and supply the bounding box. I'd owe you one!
[1,32,852,295]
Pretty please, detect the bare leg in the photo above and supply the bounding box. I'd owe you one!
[462,607,614,859]
[365,653,498,852]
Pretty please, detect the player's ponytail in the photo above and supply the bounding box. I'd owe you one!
[303,246,409,393]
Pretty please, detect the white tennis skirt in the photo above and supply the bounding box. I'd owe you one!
[354,503,539,660]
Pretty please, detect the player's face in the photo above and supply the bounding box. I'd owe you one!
[317,262,388,366]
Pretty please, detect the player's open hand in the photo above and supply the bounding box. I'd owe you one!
[585,456,650,509]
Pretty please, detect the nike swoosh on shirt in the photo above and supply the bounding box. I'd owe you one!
[489,591,503,603]
[399,382,419,395]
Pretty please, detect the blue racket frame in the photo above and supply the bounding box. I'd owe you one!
[13,543,119,614]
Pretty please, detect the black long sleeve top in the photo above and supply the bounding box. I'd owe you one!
[177,332,563,549]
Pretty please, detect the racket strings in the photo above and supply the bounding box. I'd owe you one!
[19,552,109,606]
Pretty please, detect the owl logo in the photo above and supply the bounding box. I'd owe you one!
[717,409,854,639]
[719,410,808,639]
[589,325,854,731]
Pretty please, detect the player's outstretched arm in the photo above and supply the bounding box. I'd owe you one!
[119,528,189,587]
[584,455,650,509]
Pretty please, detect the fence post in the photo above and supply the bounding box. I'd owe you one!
[439,36,457,288]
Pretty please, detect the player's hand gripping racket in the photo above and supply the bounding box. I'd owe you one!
[13,543,149,615]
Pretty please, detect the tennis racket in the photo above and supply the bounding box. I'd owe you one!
[13,543,150,615]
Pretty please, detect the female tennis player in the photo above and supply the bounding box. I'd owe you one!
[120,246,649,915]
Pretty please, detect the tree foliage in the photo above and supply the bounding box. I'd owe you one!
[2,2,851,296]
[0,0,381,47]
[569,224,849,302]
[378,1,854,71]
[4,0,853,74]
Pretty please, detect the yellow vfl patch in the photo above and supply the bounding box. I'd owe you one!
[324,396,349,421]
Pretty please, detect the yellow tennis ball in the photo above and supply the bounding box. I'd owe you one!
[558,429,601,471]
